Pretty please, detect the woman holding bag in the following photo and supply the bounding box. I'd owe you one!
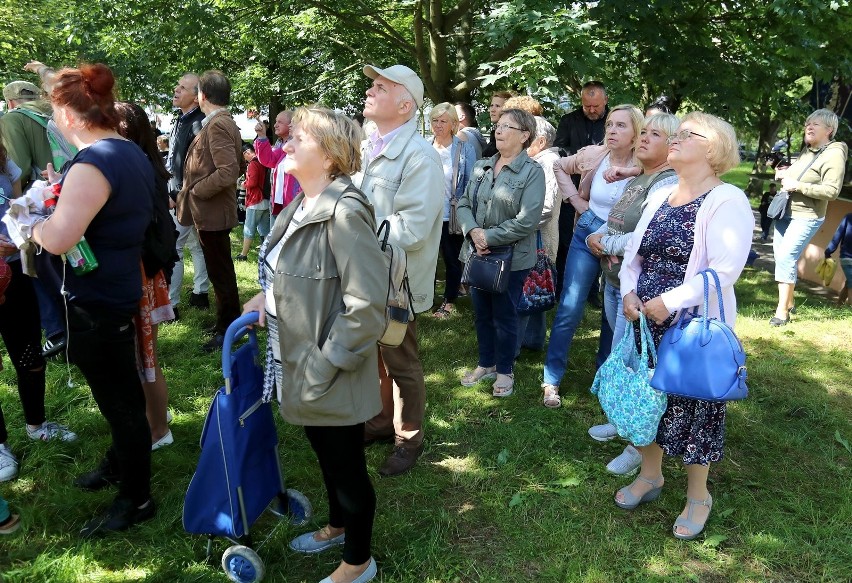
[429,102,476,318]
[456,108,545,397]
[617,112,753,540]
[770,109,847,326]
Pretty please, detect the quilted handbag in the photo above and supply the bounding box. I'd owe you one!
[517,231,556,315]
[461,244,514,293]
[650,268,749,401]
[590,313,667,447]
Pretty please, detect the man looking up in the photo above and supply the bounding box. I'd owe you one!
[166,73,210,319]
[176,70,244,352]
[353,64,443,477]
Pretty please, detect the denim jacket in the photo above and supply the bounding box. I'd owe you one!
[456,150,545,271]
[434,135,477,220]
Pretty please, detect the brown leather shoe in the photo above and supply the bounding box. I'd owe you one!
[378,445,423,477]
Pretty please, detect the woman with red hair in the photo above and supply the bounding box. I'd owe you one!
[32,63,156,537]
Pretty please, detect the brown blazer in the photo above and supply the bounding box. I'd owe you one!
[176,109,245,231]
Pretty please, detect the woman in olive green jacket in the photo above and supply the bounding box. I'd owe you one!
[771,108,848,326]
[455,108,545,397]
[242,108,385,583]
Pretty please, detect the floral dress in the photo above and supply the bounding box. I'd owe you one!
[635,192,726,466]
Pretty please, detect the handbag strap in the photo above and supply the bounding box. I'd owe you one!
[536,229,544,251]
[793,144,829,181]
[699,268,726,325]
[471,169,488,219]
[637,313,657,366]
[451,142,462,196]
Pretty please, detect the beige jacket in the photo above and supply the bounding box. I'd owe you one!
[786,141,848,219]
[268,177,386,426]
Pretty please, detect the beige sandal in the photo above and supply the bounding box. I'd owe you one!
[492,373,514,397]
[542,383,561,408]
[461,366,497,387]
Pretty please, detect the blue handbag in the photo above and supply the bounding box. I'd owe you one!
[590,313,667,447]
[650,268,748,401]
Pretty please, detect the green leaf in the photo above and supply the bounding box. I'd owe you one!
[497,448,509,466]
[717,507,735,519]
[549,477,581,488]
[835,430,851,454]
[703,534,728,548]
[509,492,525,507]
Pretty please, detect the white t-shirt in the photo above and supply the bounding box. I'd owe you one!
[588,154,632,220]
[435,143,453,220]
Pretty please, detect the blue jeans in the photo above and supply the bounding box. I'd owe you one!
[543,210,606,386]
[603,281,627,351]
[471,268,529,374]
[773,216,823,284]
[243,206,271,240]
[841,259,852,288]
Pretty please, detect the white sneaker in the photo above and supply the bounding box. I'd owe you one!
[606,445,642,475]
[588,423,617,442]
[0,444,19,482]
[26,421,78,442]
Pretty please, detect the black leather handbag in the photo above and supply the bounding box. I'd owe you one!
[462,245,514,293]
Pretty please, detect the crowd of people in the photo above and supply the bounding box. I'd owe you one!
[0,57,849,582]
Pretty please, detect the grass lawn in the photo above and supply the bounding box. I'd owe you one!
[1,230,850,582]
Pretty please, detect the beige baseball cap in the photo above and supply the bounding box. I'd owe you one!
[363,64,424,108]
[3,81,42,102]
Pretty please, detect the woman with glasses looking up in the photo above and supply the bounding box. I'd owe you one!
[541,104,643,408]
[456,108,545,398]
[617,112,753,540]
[770,109,847,326]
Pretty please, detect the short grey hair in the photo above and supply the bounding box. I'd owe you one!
[805,108,840,139]
[533,116,556,147]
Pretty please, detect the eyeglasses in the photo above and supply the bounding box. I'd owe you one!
[666,129,708,145]
[495,123,524,132]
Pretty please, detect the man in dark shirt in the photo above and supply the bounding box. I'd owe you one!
[166,73,210,319]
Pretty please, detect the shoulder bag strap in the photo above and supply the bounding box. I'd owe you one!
[793,144,829,181]
[451,142,462,196]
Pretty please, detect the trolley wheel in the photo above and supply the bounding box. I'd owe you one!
[285,488,313,527]
[222,545,265,583]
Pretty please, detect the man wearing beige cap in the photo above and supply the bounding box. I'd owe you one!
[353,64,443,477]
[1,81,52,189]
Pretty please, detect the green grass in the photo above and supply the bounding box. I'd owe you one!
[1,237,850,582]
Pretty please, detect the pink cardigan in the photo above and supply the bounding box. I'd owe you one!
[620,183,754,327]
[254,138,300,212]
[553,145,610,203]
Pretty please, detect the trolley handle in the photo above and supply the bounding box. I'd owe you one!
[222,312,260,379]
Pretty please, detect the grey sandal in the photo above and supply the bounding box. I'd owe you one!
[673,494,713,540]
[614,475,664,510]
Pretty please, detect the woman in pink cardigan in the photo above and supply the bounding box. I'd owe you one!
[617,112,753,540]
[254,111,301,218]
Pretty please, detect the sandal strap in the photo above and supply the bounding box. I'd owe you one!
[635,475,663,488]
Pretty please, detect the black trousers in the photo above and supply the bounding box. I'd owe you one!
[197,229,241,334]
[0,260,47,443]
[304,423,375,565]
[68,304,151,505]
[439,222,464,303]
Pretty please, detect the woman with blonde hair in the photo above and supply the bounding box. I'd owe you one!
[770,108,848,326]
[585,112,679,470]
[541,104,644,407]
[242,107,386,583]
[617,112,753,540]
[429,102,477,317]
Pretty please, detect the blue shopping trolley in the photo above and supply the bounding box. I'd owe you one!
[183,312,312,582]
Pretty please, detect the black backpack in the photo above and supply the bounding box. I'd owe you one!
[142,174,179,281]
